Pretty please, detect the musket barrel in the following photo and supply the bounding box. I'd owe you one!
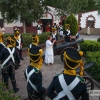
[76,62,94,73]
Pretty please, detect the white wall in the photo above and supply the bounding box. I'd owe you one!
[4,20,23,27]
[80,11,100,28]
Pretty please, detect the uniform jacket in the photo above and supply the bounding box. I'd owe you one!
[47,73,89,100]
[0,42,5,53]
[24,65,46,99]
[0,47,20,65]
[50,33,58,41]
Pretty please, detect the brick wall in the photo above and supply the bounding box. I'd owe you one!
[80,28,100,35]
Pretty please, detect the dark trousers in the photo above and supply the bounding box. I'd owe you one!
[17,48,23,59]
[53,42,57,50]
[3,63,16,87]
[64,36,70,42]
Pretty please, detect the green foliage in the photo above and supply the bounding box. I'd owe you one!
[22,32,51,47]
[64,14,78,36]
[86,51,100,80]
[80,40,100,53]
[0,0,44,23]
[44,0,88,15]
[0,83,20,100]
[4,32,51,47]
[80,40,100,80]
[97,38,100,42]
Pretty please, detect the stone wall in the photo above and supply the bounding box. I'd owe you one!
[80,28,100,35]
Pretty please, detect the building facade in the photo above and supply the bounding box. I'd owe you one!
[0,8,100,34]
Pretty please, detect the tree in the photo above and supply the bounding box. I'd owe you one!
[65,14,78,36]
[0,0,45,33]
[43,0,88,15]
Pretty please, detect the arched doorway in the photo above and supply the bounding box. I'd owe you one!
[86,15,95,28]
[41,13,53,32]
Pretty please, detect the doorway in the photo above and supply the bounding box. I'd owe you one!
[41,19,52,32]
[87,20,94,28]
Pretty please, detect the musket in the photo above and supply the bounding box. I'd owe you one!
[76,62,94,73]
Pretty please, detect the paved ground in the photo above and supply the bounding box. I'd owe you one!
[0,34,100,100]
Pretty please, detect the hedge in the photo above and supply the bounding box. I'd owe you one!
[86,51,100,80]
[80,40,100,53]
[3,32,53,47]
[80,40,100,81]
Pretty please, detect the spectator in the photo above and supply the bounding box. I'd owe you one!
[45,35,56,65]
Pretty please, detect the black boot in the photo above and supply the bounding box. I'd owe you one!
[11,80,19,93]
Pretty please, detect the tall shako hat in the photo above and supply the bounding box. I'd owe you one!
[0,33,3,42]
[7,36,16,47]
[32,34,39,44]
[28,46,43,63]
[65,24,70,29]
[63,47,84,76]
[52,27,57,32]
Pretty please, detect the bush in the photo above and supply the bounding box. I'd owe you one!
[3,32,51,47]
[64,14,78,36]
[0,83,20,100]
[80,40,100,53]
[97,38,100,42]
[85,51,100,80]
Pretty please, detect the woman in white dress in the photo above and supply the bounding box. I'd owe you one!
[45,35,56,65]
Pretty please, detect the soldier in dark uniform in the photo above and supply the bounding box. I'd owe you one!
[0,36,20,93]
[14,27,24,60]
[64,24,71,42]
[0,33,5,53]
[50,27,58,50]
[47,47,89,100]
[24,45,47,100]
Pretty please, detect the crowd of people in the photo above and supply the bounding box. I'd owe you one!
[0,25,89,100]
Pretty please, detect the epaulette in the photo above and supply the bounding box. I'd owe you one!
[77,75,85,83]
[34,67,39,73]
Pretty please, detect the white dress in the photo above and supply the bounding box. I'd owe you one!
[45,40,54,64]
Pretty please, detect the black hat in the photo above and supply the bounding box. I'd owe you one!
[32,34,39,44]
[7,36,16,47]
[63,47,83,69]
[28,46,43,63]
[0,33,3,42]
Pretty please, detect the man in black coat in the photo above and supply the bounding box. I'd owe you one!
[50,27,58,50]
[24,43,47,100]
[14,27,24,60]
[47,47,89,100]
[0,36,20,93]
[64,24,71,42]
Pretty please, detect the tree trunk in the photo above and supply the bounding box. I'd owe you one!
[23,21,26,33]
